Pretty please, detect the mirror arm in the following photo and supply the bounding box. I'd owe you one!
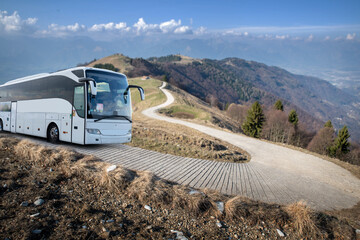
[79,77,96,87]
[125,85,145,101]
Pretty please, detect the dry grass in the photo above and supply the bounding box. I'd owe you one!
[285,201,320,238]
[1,136,356,239]
[127,171,173,205]
[13,139,79,168]
[100,163,136,191]
[224,196,288,226]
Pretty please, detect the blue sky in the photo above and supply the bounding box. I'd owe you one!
[1,0,359,37]
[1,0,360,27]
[0,0,359,85]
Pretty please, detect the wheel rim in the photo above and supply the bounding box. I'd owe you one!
[50,126,58,140]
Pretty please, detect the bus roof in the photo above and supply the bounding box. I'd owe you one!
[1,67,127,87]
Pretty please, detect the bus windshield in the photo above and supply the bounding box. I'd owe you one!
[86,70,131,120]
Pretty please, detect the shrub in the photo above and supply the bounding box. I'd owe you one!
[93,63,119,72]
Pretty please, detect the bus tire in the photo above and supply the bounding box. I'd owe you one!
[47,123,59,143]
[0,119,3,132]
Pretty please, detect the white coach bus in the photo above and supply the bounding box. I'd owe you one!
[0,67,144,144]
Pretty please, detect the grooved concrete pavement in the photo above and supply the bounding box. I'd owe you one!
[3,82,360,210]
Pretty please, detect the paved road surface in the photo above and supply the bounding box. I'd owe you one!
[3,82,360,210]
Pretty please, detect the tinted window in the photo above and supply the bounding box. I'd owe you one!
[72,69,84,78]
[0,76,81,104]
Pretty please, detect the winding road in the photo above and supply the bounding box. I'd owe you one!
[142,82,360,210]
[4,82,360,210]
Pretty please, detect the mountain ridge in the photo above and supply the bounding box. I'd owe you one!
[88,54,360,142]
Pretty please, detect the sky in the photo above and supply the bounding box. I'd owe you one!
[0,0,360,87]
[1,0,359,38]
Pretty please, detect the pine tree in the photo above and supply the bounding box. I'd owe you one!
[241,101,265,138]
[274,100,284,111]
[324,120,333,128]
[330,125,351,156]
[288,109,299,127]
[162,75,168,82]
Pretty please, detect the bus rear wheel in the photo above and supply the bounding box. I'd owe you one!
[0,119,3,132]
[47,123,59,143]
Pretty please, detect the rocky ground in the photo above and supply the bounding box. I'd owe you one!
[0,136,358,239]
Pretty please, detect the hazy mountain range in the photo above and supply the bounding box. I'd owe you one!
[1,35,359,96]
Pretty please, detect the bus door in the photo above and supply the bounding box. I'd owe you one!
[72,86,85,144]
[10,102,17,133]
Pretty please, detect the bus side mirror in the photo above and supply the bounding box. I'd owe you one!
[126,85,145,101]
[89,81,97,96]
[79,78,97,96]
[138,87,145,101]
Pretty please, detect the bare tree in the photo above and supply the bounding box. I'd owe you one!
[262,110,293,143]
[307,127,335,155]
[226,103,249,125]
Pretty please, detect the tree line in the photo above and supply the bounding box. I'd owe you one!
[227,100,359,165]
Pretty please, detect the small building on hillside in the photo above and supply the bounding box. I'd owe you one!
[141,76,150,80]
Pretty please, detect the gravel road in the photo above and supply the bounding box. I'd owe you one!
[142,82,360,210]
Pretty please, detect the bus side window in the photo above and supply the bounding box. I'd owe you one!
[74,86,85,118]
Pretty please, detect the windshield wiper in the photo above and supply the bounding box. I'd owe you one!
[94,115,132,123]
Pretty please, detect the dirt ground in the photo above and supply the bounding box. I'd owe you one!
[0,136,358,240]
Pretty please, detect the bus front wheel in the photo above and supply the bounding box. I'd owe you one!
[47,123,59,143]
[0,119,3,132]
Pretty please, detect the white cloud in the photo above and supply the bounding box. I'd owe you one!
[133,18,159,34]
[38,22,86,37]
[159,19,181,33]
[174,26,192,34]
[25,17,37,25]
[132,18,192,35]
[0,10,37,33]
[324,36,331,41]
[346,33,356,40]
[48,23,86,32]
[89,22,129,32]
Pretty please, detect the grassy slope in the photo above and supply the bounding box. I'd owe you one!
[127,78,249,162]
[129,77,166,111]
[88,54,134,73]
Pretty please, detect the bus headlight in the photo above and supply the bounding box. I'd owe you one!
[87,128,101,135]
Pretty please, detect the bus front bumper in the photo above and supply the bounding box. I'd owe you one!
[85,132,132,144]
